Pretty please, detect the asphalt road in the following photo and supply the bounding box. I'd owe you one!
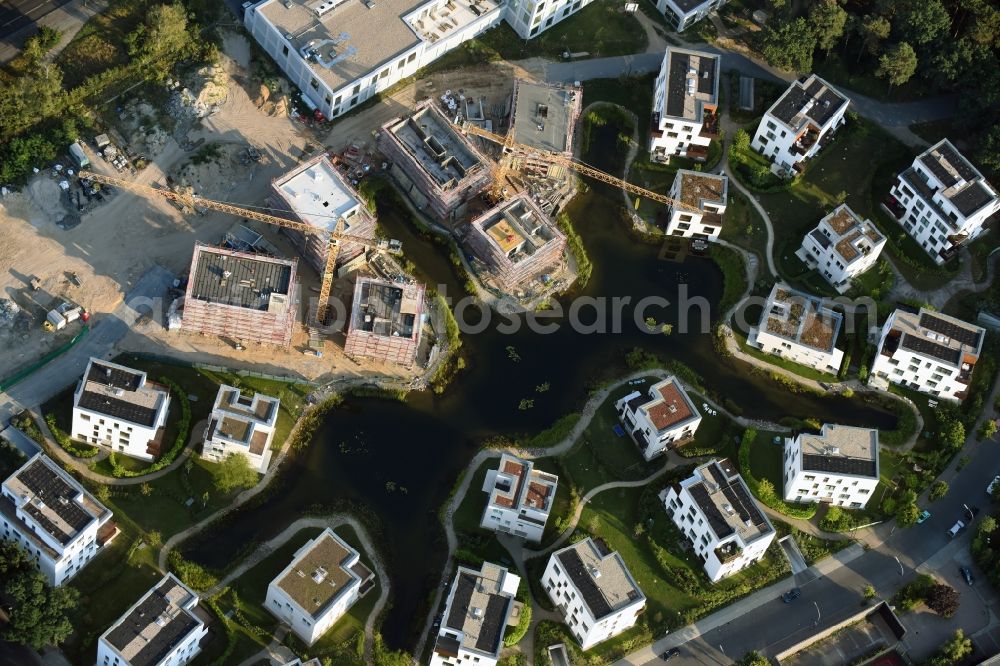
[0,0,74,40]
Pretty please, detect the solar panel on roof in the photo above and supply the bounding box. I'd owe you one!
[689,483,734,539]
[474,595,510,653]
[801,454,877,478]
[900,333,961,365]
[446,573,475,631]
[950,181,995,217]
[938,143,978,182]
[919,313,981,347]
[18,459,93,544]
[557,549,614,619]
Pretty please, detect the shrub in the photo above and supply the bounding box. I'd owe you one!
[925,583,960,618]
[502,603,531,646]
[44,413,98,458]
[929,480,949,501]
[738,429,816,519]
[108,377,191,477]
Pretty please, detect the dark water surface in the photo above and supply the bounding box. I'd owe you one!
[182,123,895,649]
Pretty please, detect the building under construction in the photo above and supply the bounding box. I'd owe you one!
[378,101,491,221]
[507,79,582,179]
[181,244,298,347]
[466,193,566,291]
[270,154,377,273]
[343,277,424,366]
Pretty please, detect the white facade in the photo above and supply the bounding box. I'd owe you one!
[71,357,171,462]
[201,385,280,474]
[542,538,645,649]
[1,453,113,586]
[244,0,587,123]
[266,528,374,646]
[615,376,701,460]
[649,47,720,162]
[651,0,728,31]
[97,574,208,666]
[480,453,558,543]
[796,204,885,293]
[662,459,775,582]
[748,283,845,373]
[665,170,727,240]
[783,424,880,509]
[871,308,984,402]
[751,75,849,176]
[429,562,520,666]
[886,139,1000,265]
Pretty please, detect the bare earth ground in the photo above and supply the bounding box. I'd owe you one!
[0,31,542,381]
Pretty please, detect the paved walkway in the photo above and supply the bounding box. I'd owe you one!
[887,246,1000,310]
[207,514,390,663]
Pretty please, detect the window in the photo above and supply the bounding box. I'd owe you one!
[352,84,361,95]
[80,414,90,421]
[309,79,319,91]
[282,44,289,56]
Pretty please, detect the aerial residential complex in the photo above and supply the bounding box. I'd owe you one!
[871,308,985,402]
[542,537,646,649]
[200,385,280,474]
[749,283,845,373]
[783,424,880,509]
[1,453,115,586]
[265,528,375,645]
[665,169,727,240]
[181,244,299,348]
[886,139,1000,264]
[466,194,566,291]
[615,376,702,460]
[649,0,728,31]
[71,357,171,461]
[378,101,492,221]
[344,276,425,366]
[97,574,209,666]
[271,154,378,271]
[649,47,720,162]
[796,204,885,293]
[751,74,849,175]
[662,459,775,582]
[505,0,594,38]
[507,79,582,178]
[429,562,521,666]
[480,453,559,542]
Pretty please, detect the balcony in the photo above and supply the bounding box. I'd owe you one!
[650,113,663,139]
[686,144,709,161]
[790,127,821,156]
[883,195,906,220]
[699,111,720,140]
[957,361,975,385]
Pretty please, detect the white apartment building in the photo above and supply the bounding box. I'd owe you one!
[748,283,845,373]
[615,376,701,460]
[871,308,985,402]
[71,357,171,462]
[429,562,520,666]
[1,453,114,586]
[201,385,280,474]
[542,537,646,649]
[796,204,886,293]
[649,0,728,31]
[751,75,849,176]
[649,47,720,162]
[97,574,209,666]
[665,169,727,240]
[265,528,375,645]
[662,459,775,582]
[783,424,879,509]
[480,453,558,543]
[886,139,1000,264]
[244,0,590,123]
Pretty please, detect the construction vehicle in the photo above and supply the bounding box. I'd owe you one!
[44,301,88,331]
[78,170,392,324]
[459,122,702,214]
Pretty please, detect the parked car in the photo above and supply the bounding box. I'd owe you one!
[916,510,931,524]
[960,566,974,585]
[782,588,802,603]
[662,648,681,660]
[947,520,965,538]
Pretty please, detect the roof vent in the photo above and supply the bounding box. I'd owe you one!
[722,502,734,514]
[588,565,602,579]
[311,169,323,182]
[312,567,328,584]
[471,607,483,619]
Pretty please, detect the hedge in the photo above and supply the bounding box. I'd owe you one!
[45,413,99,458]
[108,376,191,477]
[502,603,531,646]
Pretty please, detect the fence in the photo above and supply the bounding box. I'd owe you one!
[0,325,90,392]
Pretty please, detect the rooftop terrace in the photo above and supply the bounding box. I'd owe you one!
[660,47,719,122]
[762,284,842,353]
[438,563,517,658]
[485,453,558,514]
[685,459,773,544]
[103,575,203,666]
[76,358,167,427]
[885,308,984,368]
[797,424,878,478]
[912,139,998,219]
[768,75,848,131]
[555,537,644,620]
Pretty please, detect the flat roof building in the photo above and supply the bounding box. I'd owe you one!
[480,453,558,543]
[466,193,566,291]
[97,574,209,666]
[265,528,375,646]
[201,385,280,474]
[650,47,720,162]
[72,357,171,461]
[1,453,115,586]
[429,562,520,666]
[650,0,730,32]
[181,244,298,347]
[343,276,424,366]
[797,205,885,293]
[783,424,880,509]
[749,283,845,374]
[271,154,377,272]
[616,376,702,460]
[665,169,727,240]
[542,537,646,649]
[508,79,582,178]
[378,101,492,221]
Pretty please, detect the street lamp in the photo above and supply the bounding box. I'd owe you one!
[894,556,903,576]
[813,602,821,626]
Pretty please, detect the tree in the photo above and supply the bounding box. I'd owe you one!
[736,652,770,666]
[761,18,817,72]
[809,0,848,56]
[928,629,973,666]
[979,516,997,535]
[939,420,966,451]
[876,42,918,91]
[896,500,919,527]
[926,583,960,617]
[896,0,951,46]
[212,453,258,493]
[139,482,153,496]
[979,419,997,440]
[929,480,949,501]
[146,531,163,548]
[733,128,751,152]
[857,15,891,62]
[0,540,78,649]
[125,4,196,79]
[94,485,111,503]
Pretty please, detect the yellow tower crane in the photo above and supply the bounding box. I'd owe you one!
[79,170,376,324]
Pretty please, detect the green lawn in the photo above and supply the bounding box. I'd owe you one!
[719,189,770,264]
[734,332,842,382]
[747,434,784,488]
